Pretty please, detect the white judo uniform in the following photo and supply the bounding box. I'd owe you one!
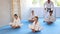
[44,15,55,22]
[44,1,54,21]
[29,12,35,20]
[10,18,23,27]
[30,15,34,19]
[29,21,42,31]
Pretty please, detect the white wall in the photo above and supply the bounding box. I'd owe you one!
[56,7,60,17]
[0,0,11,27]
[20,0,32,20]
[21,7,60,20]
[21,0,60,20]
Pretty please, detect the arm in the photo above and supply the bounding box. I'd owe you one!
[18,18,21,23]
[13,18,16,23]
[51,2,54,11]
[44,2,47,10]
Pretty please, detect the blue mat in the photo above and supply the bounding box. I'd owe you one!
[0,18,60,34]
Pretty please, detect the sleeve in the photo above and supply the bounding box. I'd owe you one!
[18,18,21,23]
[19,19,20,22]
[35,22,40,31]
[30,22,35,29]
[29,13,32,20]
[32,22,35,26]
[51,2,54,11]
[37,22,40,26]
[13,18,16,23]
[44,2,47,9]
[52,16,56,22]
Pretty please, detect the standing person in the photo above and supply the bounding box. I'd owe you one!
[44,0,54,22]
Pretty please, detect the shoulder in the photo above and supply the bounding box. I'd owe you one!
[44,1,47,4]
[50,1,53,4]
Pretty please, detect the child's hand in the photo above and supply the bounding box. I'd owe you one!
[45,8,46,10]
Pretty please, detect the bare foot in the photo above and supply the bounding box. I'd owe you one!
[32,29,35,32]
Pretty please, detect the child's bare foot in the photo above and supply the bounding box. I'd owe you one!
[47,22,52,24]
[17,26,20,28]
[12,26,16,29]
[32,29,35,32]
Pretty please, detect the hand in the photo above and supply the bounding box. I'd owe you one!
[44,8,46,10]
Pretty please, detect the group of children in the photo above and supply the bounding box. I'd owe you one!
[9,10,55,32]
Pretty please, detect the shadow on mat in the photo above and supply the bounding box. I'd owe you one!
[27,31,41,34]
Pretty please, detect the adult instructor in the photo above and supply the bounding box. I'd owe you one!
[44,0,54,22]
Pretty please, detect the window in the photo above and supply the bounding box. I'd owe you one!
[32,0,60,7]
[32,0,40,7]
[51,0,60,7]
[56,0,60,6]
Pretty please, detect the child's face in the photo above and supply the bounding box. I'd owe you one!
[48,0,50,3]
[50,12,52,16]
[14,16,18,19]
[32,11,34,15]
[34,17,38,21]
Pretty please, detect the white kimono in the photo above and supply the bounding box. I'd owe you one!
[29,21,42,31]
[44,1,54,20]
[10,18,23,27]
[44,1,54,11]
[29,13,35,20]
[44,15,55,22]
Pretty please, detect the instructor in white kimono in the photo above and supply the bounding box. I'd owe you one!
[44,0,54,22]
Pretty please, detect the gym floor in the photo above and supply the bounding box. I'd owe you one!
[0,18,60,34]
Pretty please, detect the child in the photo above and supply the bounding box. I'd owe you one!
[10,14,23,28]
[29,10,35,22]
[29,16,42,32]
[44,10,55,24]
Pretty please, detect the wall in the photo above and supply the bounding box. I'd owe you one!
[20,0,32,20]
[21,0,60,20]
[56,7,60,17]
[0,0,11,27]
[21,7,60,20]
